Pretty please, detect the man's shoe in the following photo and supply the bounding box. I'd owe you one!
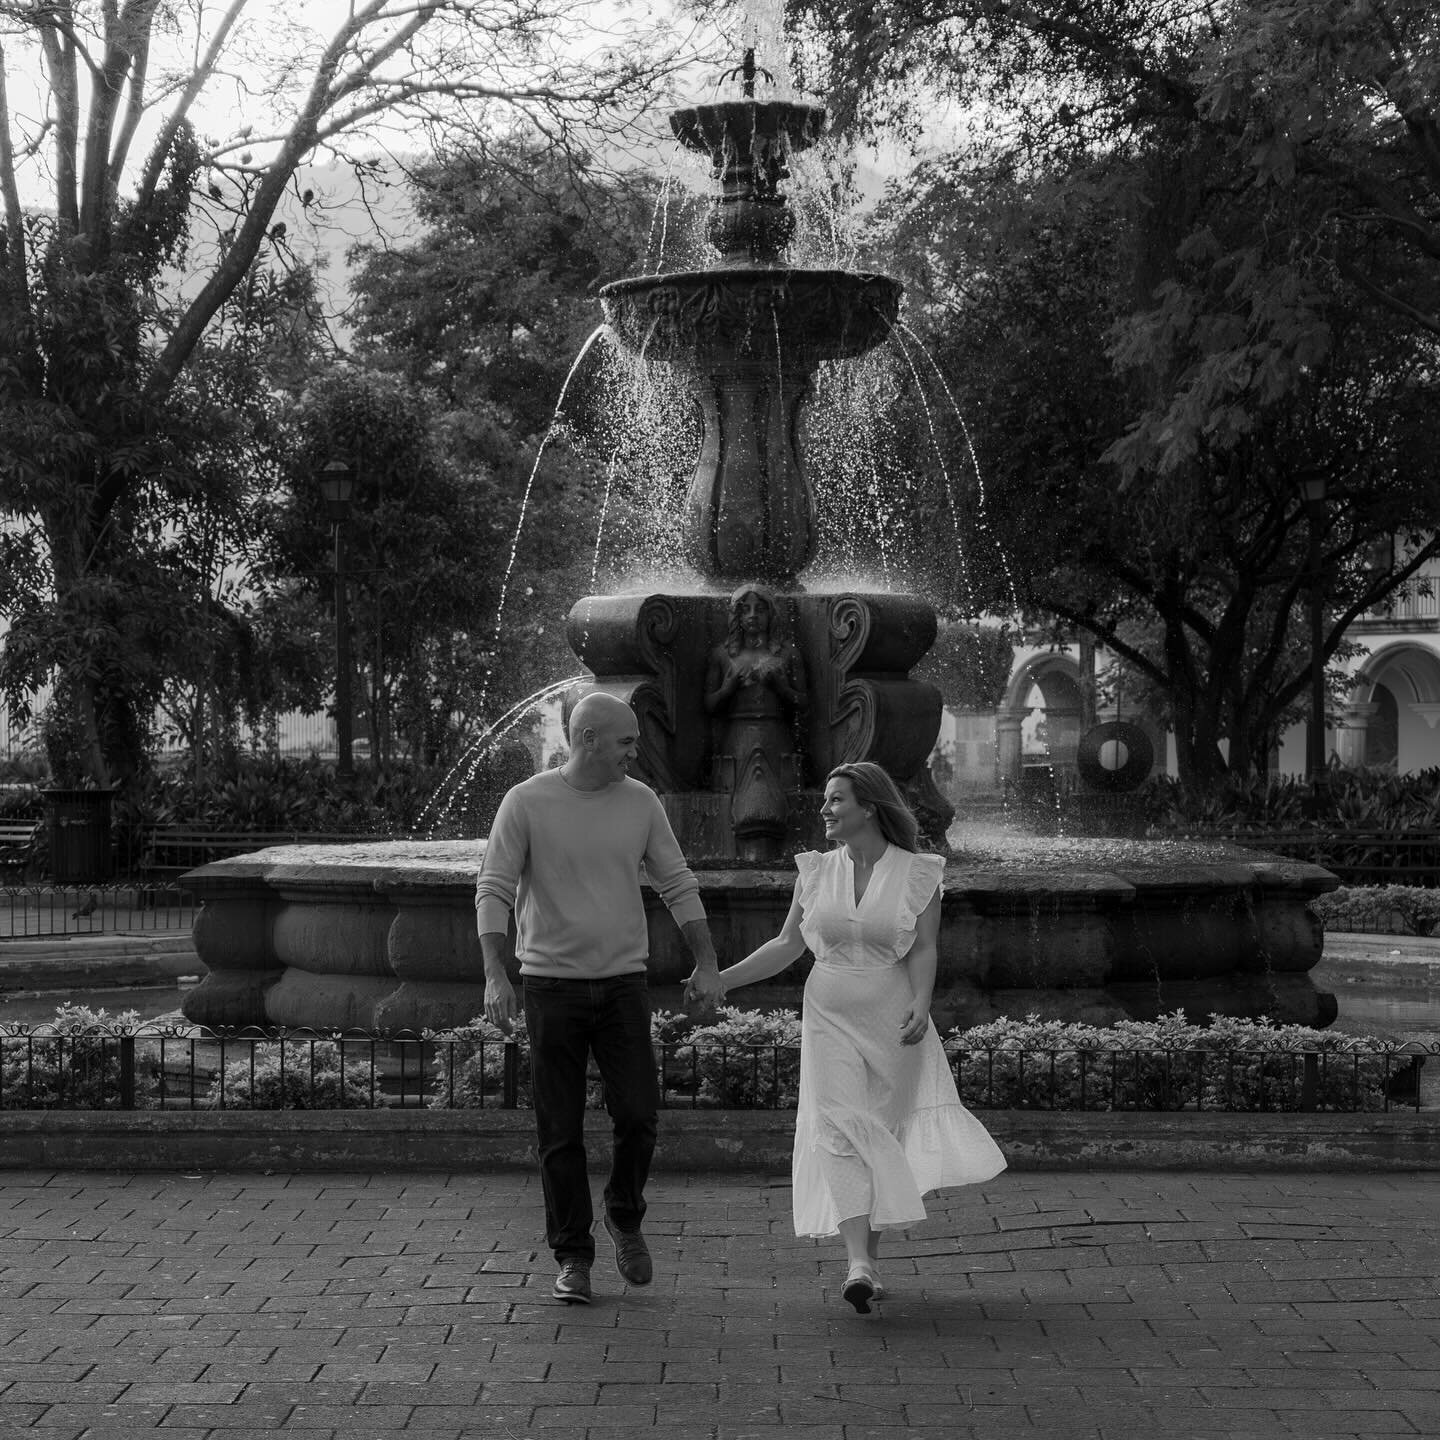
[552,1259,592,1304]
[604,1214,653,1286]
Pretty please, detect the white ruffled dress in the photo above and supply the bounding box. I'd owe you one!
[791,845,1007,1238]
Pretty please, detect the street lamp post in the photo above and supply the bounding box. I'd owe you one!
[1299,474,1328,811]
[320,458,356,777]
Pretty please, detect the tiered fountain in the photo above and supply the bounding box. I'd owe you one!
[180,57,1338,1035]
[576,51,952,862]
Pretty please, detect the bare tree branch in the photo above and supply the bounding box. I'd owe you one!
[135,0,249,207]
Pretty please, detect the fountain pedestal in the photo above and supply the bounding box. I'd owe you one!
[179,834,1338,1032]
[567,588,950,857]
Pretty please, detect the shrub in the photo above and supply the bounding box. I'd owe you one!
[1313,884,1440,936]
[1149,766,1440,833]
[0,1005,155,1109]
[946,1011,1405,1112]
[945,1014,1103,1109]
[121,755,453,835]
[428,1014,530,1109]
[0,781,42,818]
[676,1005,803,1108]
[428,1009,701,1109]
[203,1038,376,1109]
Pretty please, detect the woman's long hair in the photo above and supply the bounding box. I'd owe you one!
[828,761,919,853]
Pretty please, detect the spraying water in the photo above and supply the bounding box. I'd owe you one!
[474,325,611,720]
[897,320,1021,616]
[417,676,585,836]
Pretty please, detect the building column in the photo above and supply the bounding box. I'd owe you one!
[995,709,1026,786]
[1336,700,1379,768]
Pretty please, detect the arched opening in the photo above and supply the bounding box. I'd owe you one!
[997,654,1084,790]
[1343,643,1440,775]
[1363,683,1399,770]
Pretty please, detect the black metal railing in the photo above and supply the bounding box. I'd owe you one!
[0,883,198,940]
[1171,829,1440,887]
[0,1022,1430,1114]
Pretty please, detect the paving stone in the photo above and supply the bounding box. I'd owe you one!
[0,1170,1438,1435]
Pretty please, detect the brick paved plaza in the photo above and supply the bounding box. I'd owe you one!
[1,1168,1438,1437]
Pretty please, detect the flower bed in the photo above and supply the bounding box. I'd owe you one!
[0,1005,1427,1113]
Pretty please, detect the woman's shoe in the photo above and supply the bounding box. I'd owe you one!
[842,1262,878,1314]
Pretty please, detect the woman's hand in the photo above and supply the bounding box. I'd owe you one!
[899,1000,931,1046]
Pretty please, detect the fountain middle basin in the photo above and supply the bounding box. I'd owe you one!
[179,831,1339,1032]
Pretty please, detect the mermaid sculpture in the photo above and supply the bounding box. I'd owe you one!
[705,584,808,860]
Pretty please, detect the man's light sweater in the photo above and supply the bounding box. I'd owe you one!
[474,770,707,978]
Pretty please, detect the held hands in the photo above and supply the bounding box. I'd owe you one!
[683,966,726,1015]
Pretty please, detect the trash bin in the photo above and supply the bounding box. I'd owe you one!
[42,788,115,883]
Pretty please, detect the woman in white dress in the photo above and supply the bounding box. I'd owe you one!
[716,761,1006,1312]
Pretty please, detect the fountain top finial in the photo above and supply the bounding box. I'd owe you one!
[719,46,772,100]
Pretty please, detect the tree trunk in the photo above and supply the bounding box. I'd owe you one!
[44,513,149,791]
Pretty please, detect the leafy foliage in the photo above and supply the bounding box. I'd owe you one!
[428,1014,532,1109]
[0,1006,155,1109]
[1149,766,1440,831]
[946,1011,1405,1112]
[1,3,702,791]
[914,621,1016,711]
[344,143,677,740]
[119,755,446,834]
[203,1040,376,1110]
[674,1006,805,1108]
[1314,886,1440,938]
[834,0,1440,795]
[264,367,524,766]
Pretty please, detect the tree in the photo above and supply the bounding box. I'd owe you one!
[876,144,1440,789]
[266,367,505,767]
[783,0,1440,790]
[913,618,1015,711]
[795,0,1440,405]
[346,140,686,745]
[0,0,700,788]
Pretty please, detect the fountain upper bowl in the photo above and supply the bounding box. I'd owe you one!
[599,268,902,365]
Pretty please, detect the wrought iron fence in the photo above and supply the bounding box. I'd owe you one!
[0,883,198,940]
[0,1022,1429,1114]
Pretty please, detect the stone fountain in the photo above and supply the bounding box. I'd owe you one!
[179,58,1338,1035]
[578,58,952,861]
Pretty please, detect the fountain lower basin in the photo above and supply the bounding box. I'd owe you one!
[178,832,1339,1033]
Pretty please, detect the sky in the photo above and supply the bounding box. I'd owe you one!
[4,0,915,326]
[6,0,713,199]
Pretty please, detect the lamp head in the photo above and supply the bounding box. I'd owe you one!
[319,457,355,520]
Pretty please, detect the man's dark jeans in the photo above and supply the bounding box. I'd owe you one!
[522,973,659,1264]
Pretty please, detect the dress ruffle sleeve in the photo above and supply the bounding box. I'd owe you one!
[794,850,828,958]
[793,850,823,912]
[895,852,945,958]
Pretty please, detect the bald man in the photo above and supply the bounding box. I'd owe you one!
[476,692,726,1305]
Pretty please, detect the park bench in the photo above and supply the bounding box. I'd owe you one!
[0,820,40,879]
[137,826,390,883]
